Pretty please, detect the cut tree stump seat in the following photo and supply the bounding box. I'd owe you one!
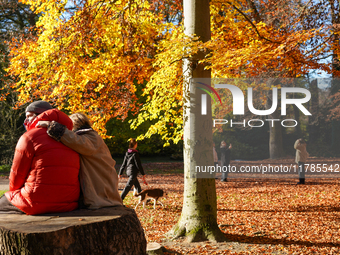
[0,206,147,255]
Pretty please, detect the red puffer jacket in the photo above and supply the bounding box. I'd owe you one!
[5,109,80,215]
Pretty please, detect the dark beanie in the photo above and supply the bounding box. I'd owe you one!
[25,100,53,114]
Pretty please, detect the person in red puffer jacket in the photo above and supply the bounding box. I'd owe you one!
[0,101,80,215]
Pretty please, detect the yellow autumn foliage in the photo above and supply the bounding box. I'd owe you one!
[7,0,330,142]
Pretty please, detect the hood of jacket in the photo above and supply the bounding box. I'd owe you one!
[124,149,138,160]
[27,109,73,132]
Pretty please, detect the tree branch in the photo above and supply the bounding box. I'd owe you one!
[224,1,281,44]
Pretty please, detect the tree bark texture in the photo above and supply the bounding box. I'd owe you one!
[169,0,226,243]
[269,109,284,159]
[265,79,284,159]
[308,79,319,145]
[0,206,146,255]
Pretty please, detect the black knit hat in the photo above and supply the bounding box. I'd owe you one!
[25,100,53,114]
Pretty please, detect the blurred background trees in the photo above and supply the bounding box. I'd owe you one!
[0,0,38,164]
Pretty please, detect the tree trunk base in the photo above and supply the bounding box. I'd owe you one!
[169,221,228,243]
[0,206,146,255]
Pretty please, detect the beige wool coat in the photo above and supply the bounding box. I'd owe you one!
[61,128,123,209]
[294,139,309,164]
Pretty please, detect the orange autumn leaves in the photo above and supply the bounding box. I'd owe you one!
[121,160,340,254]
[6,0,333,140]
[8,0,163,134]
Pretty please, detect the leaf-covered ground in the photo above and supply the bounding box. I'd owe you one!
[119,159,340,254]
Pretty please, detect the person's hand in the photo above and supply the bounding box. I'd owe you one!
[36,121,51,128]
[229,143,232,149]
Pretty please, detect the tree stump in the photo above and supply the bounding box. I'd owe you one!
[0,206,146,255]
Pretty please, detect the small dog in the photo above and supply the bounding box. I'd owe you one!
[134,188,165,210]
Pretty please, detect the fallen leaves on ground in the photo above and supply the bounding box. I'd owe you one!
[119,158,340,254]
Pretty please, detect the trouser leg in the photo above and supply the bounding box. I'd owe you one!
[133,177,142,193]
[298,162,305,184]
[211,162,218,179]
[221,163,229,181]
[221,171,227,180]
[0,195,24,214]
[121,175,138,200]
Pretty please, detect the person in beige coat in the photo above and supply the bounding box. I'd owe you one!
[37,113,123,209]
[294,138,309,185]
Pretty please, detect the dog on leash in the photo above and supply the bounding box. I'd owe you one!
[134,188,165,209]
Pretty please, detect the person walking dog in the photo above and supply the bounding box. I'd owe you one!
[119,139,147,201]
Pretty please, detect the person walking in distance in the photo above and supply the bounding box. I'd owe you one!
[220,140,232,182]
[119,139,147,201]
[294,138,309,185]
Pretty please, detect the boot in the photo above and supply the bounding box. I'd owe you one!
[297,178,305,185]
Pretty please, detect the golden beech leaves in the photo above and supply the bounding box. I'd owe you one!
[130,25,202,144]
[7,0,333,141]
[9,0,163,137]
[205,0,328,78]
[132,0,330,144]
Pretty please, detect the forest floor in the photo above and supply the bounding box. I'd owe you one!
[1,157,340,254]
[119,157,340,254]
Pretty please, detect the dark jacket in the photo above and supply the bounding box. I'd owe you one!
[119,149,145,176]
[220,146,231,167]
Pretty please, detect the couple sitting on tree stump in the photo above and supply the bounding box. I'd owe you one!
[0,100,122,215]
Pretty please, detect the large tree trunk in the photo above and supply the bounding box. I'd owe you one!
[0,206,146,255]
[168,0,226,243]
[330,0,340,154]
[308,79,319,145]
[266,83,284,159]
[268,109,284,159]
[293,104,302,138]
[330,80,340,154]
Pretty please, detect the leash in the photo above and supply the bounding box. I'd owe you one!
[142,175,149,187]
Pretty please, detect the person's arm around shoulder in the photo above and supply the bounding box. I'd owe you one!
[36,120,65,141]
[61,128,98,155]
[37,121,97,155]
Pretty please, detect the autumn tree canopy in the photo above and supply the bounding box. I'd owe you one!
[5,0,336,142]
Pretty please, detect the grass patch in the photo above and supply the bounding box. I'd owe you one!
[0,165,10,173]
[0,190,7,196]
[0,165,10,177]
